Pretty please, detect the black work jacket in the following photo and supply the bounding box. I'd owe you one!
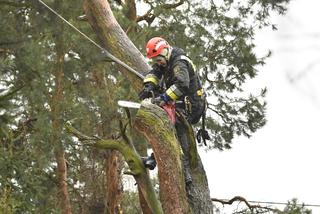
[144,47,205,124]
[146,47,202,101]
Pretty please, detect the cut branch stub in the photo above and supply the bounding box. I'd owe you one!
[134,100,191,214]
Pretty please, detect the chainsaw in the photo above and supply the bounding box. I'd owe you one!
[118,100,177,124]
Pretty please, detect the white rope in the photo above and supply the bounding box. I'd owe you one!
[37,0,144,79]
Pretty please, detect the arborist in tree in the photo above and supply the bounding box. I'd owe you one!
[139,37,208,185]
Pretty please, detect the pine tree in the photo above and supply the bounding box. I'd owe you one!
[0,0,128,212]
[0,0,291,213]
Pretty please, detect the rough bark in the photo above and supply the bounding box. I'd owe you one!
[125,0,137,21]
[135,101,191,214]
[83,0,150,92]
[51,4,72,212]
[187,155,213,214]
[66,123,164,214]
[83,0,213,213]
[104,150,123,214]
[91,66,124,213]
[83,0,152,211]
[124,0,138,34]
[178,114,213,213]
[138,187,153,214]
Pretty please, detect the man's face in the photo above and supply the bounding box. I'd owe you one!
[152,55,167,67]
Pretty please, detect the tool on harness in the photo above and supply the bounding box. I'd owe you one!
[196,100,210,146]
[184,96,192,115]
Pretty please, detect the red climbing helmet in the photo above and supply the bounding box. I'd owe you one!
[146,37,170,59]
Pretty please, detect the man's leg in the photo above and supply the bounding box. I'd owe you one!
[175,119,192,185]
[141,153,157,170]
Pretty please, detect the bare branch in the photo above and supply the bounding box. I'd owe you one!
[162,0,185,9]
[134,1,185,26]
[135,8,155,25]
[208,105,228,123]
[211,196,278,213]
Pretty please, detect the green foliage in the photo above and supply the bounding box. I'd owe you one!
[277,199,312,214]
[0,0,127,212]
[0,0,291,212]
[118,0,290,149]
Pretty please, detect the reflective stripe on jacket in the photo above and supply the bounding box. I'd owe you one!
[143,47,206,124]
[144,47,202,101]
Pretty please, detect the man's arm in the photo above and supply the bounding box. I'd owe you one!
[139,65,163,100]
[143,64,163,86]
[165,60,190,101]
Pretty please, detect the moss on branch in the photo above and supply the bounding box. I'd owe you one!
[135,101,191,214]
[65,121,164,213]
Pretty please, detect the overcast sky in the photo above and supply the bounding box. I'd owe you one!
[200,0,320,212]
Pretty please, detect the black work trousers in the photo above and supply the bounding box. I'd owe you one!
[175,117,192,183]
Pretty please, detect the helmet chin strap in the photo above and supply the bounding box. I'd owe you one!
[167,46,173,61]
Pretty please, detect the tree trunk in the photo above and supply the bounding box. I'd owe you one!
[135,101,191,214]
[83,0,213,213]
[51,3,72,212]
[177,114,214,213]
[83,0,152,211]
[66,123,164,214]
[91,65,124,213]
[104,150,123,214]
[188,155,213,214]
[83,0,150,92]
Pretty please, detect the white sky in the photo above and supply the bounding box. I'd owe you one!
[200,0,320,212]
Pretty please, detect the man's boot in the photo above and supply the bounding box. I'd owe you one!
[141,153,157,170]
[184,161,193,185]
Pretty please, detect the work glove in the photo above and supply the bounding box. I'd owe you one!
[152,93,171,106]
[139,82,156,100]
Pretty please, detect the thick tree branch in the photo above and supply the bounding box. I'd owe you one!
[136,8,155,25]
[125,0,136,21]
[135,100,191,214]
[65,121,164,214]
[83,0,150,92]
[136,0,185,26]
[66,122,139,173]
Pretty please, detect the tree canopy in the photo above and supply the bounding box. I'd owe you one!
[0,0,302,213]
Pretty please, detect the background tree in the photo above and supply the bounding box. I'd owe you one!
[0,0,130,212]
[279,199,312,214]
